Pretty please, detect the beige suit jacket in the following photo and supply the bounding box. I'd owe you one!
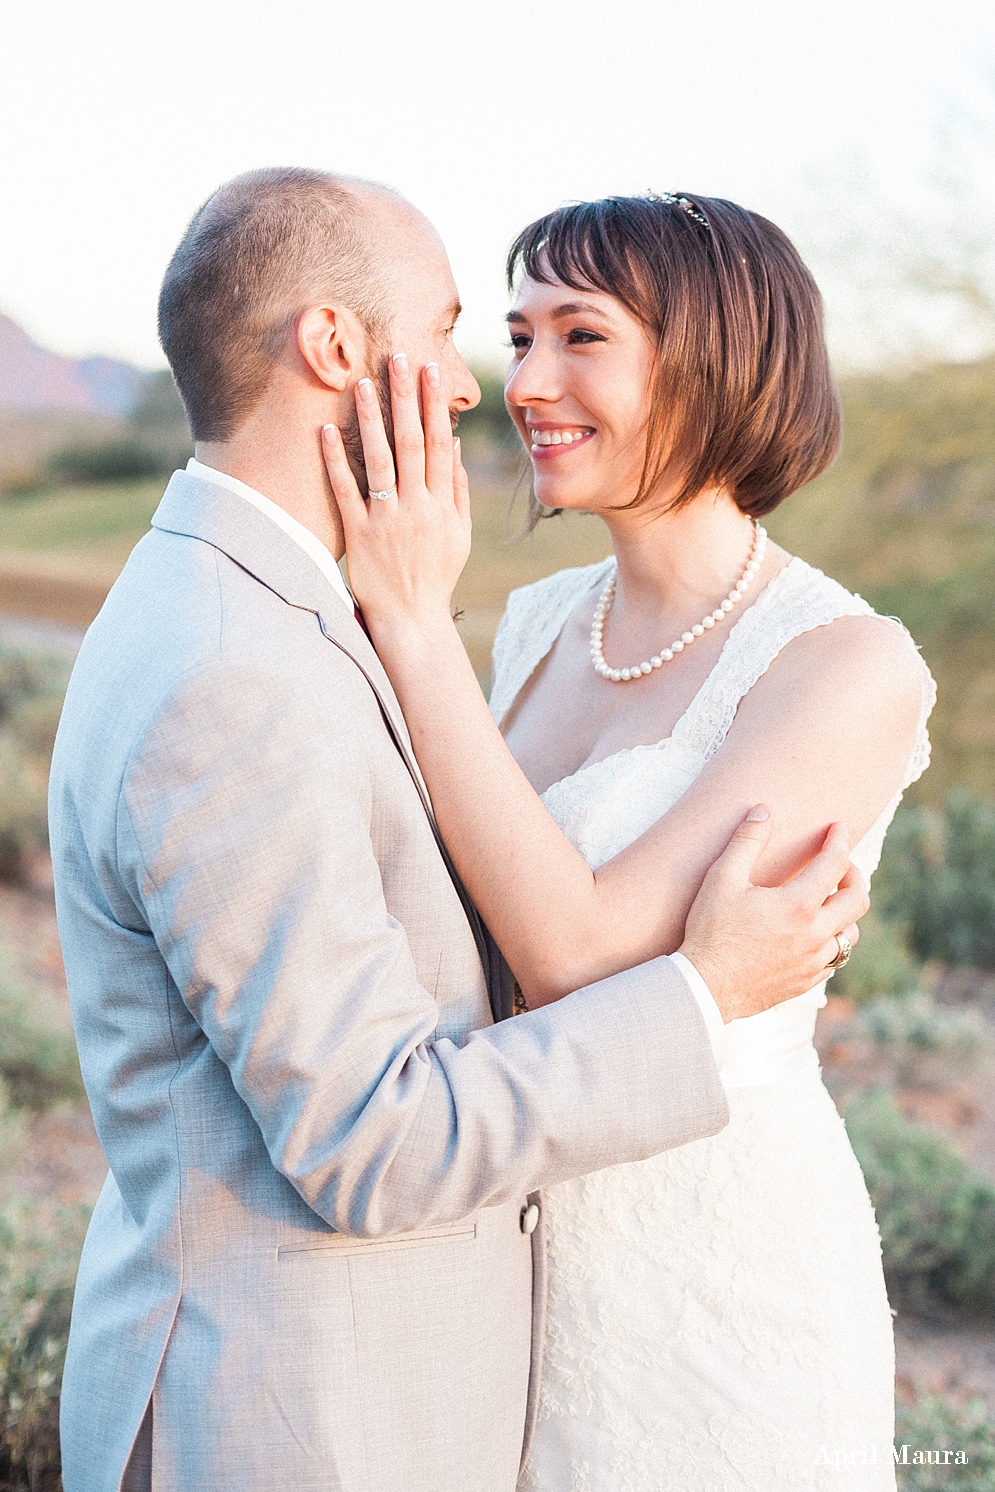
[51,470,728,1491]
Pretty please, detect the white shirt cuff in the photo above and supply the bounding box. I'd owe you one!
[670,951,725,1063]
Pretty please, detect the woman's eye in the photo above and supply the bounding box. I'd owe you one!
[508,334,532,351]
[566,328,607,345]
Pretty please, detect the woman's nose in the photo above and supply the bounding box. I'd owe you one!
[505,344,561,410]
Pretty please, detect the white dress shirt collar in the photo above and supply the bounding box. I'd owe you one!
[186,458,353,614]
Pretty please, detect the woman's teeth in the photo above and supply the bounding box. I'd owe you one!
[530,429,590,446]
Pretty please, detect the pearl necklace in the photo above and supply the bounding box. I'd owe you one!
[591,523,768,682]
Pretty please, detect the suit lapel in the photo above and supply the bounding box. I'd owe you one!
[152,472,427,795]
[152,471,513,1023]
[311,605,432,806]
[319,607,512,1020]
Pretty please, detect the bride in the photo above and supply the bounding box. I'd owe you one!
[321,192,935,1490]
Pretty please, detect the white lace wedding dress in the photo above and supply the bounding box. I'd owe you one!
[489,556,935,1492]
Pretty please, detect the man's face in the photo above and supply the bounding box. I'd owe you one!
[340,205,480,494]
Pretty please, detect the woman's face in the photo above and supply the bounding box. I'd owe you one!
[504,276,658,516]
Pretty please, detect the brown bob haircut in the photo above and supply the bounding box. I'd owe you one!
[158,167,389,442]
[507,193,841,518]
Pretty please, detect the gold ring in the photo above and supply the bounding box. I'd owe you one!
[827,932,852,970]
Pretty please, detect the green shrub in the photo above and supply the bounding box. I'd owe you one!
[46,436,166,484]
[856,993,989,1087]
[0,1189,88,1492]
[859,993,986,1055]
[45,369,192,487]
[0,1085,27,1189]
[0,737,47,885]
[0,959,83,1111]
[845,1091,995,1313]
[894,1396,995,1489]
[0,641,70,882]
[876,793,995,970]
[456,369,518,454]
[0,647,70,727]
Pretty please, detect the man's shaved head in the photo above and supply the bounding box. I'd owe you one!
[158,167,415,441]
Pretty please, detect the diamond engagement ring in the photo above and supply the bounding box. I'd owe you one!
[368,487,396,502]
[827,932,852,970]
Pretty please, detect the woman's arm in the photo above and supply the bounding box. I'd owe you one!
[322,358,905,1005]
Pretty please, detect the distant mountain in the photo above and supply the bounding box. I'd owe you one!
[0,313,147,415]
[75,356,148,415]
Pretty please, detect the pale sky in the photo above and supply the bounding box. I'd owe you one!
[2,0,993,371]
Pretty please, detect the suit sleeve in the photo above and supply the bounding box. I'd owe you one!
[119,660,728,1236]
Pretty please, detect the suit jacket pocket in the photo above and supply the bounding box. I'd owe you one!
[277,1220,477,1258]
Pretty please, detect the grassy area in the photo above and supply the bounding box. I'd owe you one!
[0,479,162,569]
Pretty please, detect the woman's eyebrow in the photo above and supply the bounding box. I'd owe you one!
[506,302,612,325]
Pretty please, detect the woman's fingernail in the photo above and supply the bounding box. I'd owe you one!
[424,362,441,389]
[745,804,770,822]
[322,423,338,441]
[453,436,461,456]
[392,352,410,376]
[357,378,375,403]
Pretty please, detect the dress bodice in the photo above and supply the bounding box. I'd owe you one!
[491,555,936,1086]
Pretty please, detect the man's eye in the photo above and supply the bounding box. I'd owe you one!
[567,329,607,345]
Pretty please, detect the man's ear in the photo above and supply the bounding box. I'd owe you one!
[296,304,363,391]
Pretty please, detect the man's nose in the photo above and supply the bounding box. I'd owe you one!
[450,354,480,412]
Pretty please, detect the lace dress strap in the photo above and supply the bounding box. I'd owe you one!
[672,556,935,789]
[489,557,614,727]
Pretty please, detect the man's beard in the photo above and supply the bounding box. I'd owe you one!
[338,349,394,499]
[336,349,460,498]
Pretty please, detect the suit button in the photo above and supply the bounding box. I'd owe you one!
[520,1203,540,1235]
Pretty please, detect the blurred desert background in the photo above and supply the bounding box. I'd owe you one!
[4,306,995,1490]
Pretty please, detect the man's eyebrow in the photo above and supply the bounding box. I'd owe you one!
[445,299,462,324]
[506,301,611,324]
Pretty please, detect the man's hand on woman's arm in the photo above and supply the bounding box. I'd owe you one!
[679,807,866,1023]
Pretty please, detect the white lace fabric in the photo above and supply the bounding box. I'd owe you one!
[490,556,935,1491]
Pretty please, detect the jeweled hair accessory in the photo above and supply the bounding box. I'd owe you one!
[647,191,710,230]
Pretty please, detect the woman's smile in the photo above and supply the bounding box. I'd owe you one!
[528,422,596,457]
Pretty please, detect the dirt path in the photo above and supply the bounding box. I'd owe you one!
[896,1315,995,1408]
[0,612,85,656]
[0,555,110,629]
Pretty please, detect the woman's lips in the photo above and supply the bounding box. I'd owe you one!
[529,427,595,459]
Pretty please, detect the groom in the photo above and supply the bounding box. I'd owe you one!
[51,168,866,1492]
